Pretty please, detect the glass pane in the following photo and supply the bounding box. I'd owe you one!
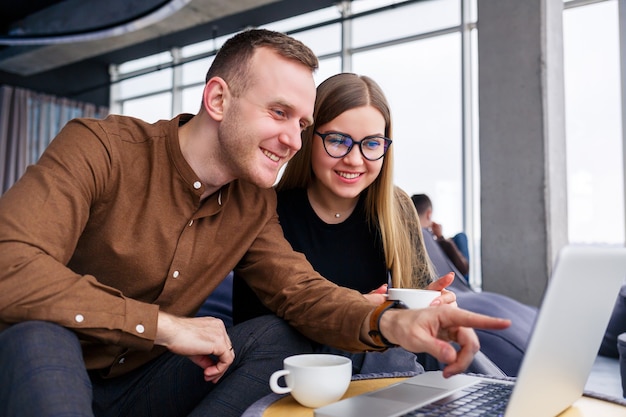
[353,33,463,234]
[117,51,172,75]
[122,93,172,123]
[290,24,341,57]
[117,69,172,100]
[182,85,205,115]
[181,35,230,58]
[352,0,461,49]
[263,6,340,33]
[315,57,342,86]
[182,56,214,85]
[351,0,400,14]
[563,0,625,244]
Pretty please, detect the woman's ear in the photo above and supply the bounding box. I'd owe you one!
[202,77,229,122]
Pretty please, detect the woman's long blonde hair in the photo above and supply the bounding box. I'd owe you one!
[276,73,434,288]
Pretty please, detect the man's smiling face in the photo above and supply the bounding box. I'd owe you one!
[217,47,316,188]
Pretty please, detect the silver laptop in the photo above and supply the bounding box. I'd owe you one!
[315,245,626,417]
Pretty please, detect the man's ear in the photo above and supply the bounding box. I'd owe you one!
[426,208,433,221]
[202,77,229,122]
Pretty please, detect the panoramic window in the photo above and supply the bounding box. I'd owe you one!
[110,0,626,268]
[563,0,624,244]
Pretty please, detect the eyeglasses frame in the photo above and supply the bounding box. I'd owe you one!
[314,130,393,161]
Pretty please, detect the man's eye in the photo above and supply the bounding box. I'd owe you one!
[273,109,286,118]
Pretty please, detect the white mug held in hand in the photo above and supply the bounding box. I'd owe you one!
[387,288,439,309]
[269,354,352,408]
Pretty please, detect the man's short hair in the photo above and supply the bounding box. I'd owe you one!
[411,194,432,216]
[205,28,319,97]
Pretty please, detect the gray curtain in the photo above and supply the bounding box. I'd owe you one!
[0,85,109,194]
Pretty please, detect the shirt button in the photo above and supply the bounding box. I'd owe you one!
[136,324,145,334]
[75,314,84,323]
[172,270,180,278]
[188,220,194,226]
[193,181,201,189]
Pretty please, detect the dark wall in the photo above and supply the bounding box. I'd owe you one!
[0,58,110,106]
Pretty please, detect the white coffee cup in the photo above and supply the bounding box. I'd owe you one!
[387,288,440,309]
[269,354,352,408]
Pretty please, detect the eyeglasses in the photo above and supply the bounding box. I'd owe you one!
[315,131,392,161]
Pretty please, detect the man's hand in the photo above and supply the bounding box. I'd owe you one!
[377,306,510,377]
[431,222,443,239]
[156,311,234,383]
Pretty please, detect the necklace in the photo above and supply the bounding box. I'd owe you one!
[306,188,357,223]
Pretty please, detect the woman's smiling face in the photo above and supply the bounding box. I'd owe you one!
[310,105,386,200]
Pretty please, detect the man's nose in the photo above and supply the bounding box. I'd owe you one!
[279,123,303,151]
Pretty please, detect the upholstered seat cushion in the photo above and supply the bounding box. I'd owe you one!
[456,291,537,376]
[421,227,537,376]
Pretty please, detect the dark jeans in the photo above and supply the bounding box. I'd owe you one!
[0,316,312,417]
[314,344,429,375]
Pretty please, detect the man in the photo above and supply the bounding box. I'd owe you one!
[0,29,509,416]
[412,193,470,280]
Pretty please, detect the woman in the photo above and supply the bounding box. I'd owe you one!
[233,73,455,374]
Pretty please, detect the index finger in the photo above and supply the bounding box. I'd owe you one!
[441,306,511,330]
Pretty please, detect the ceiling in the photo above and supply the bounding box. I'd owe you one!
[0,0,337,77]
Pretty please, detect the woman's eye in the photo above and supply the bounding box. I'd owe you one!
[328,135,347,145]
[363,139,382,149]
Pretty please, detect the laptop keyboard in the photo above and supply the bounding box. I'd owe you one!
[402,381,513,417]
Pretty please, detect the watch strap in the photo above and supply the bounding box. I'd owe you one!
[368,299,408,348]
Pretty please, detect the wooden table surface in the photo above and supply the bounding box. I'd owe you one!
[261,377,626,417]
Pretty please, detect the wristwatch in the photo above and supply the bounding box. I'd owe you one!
[368,299,408,348]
